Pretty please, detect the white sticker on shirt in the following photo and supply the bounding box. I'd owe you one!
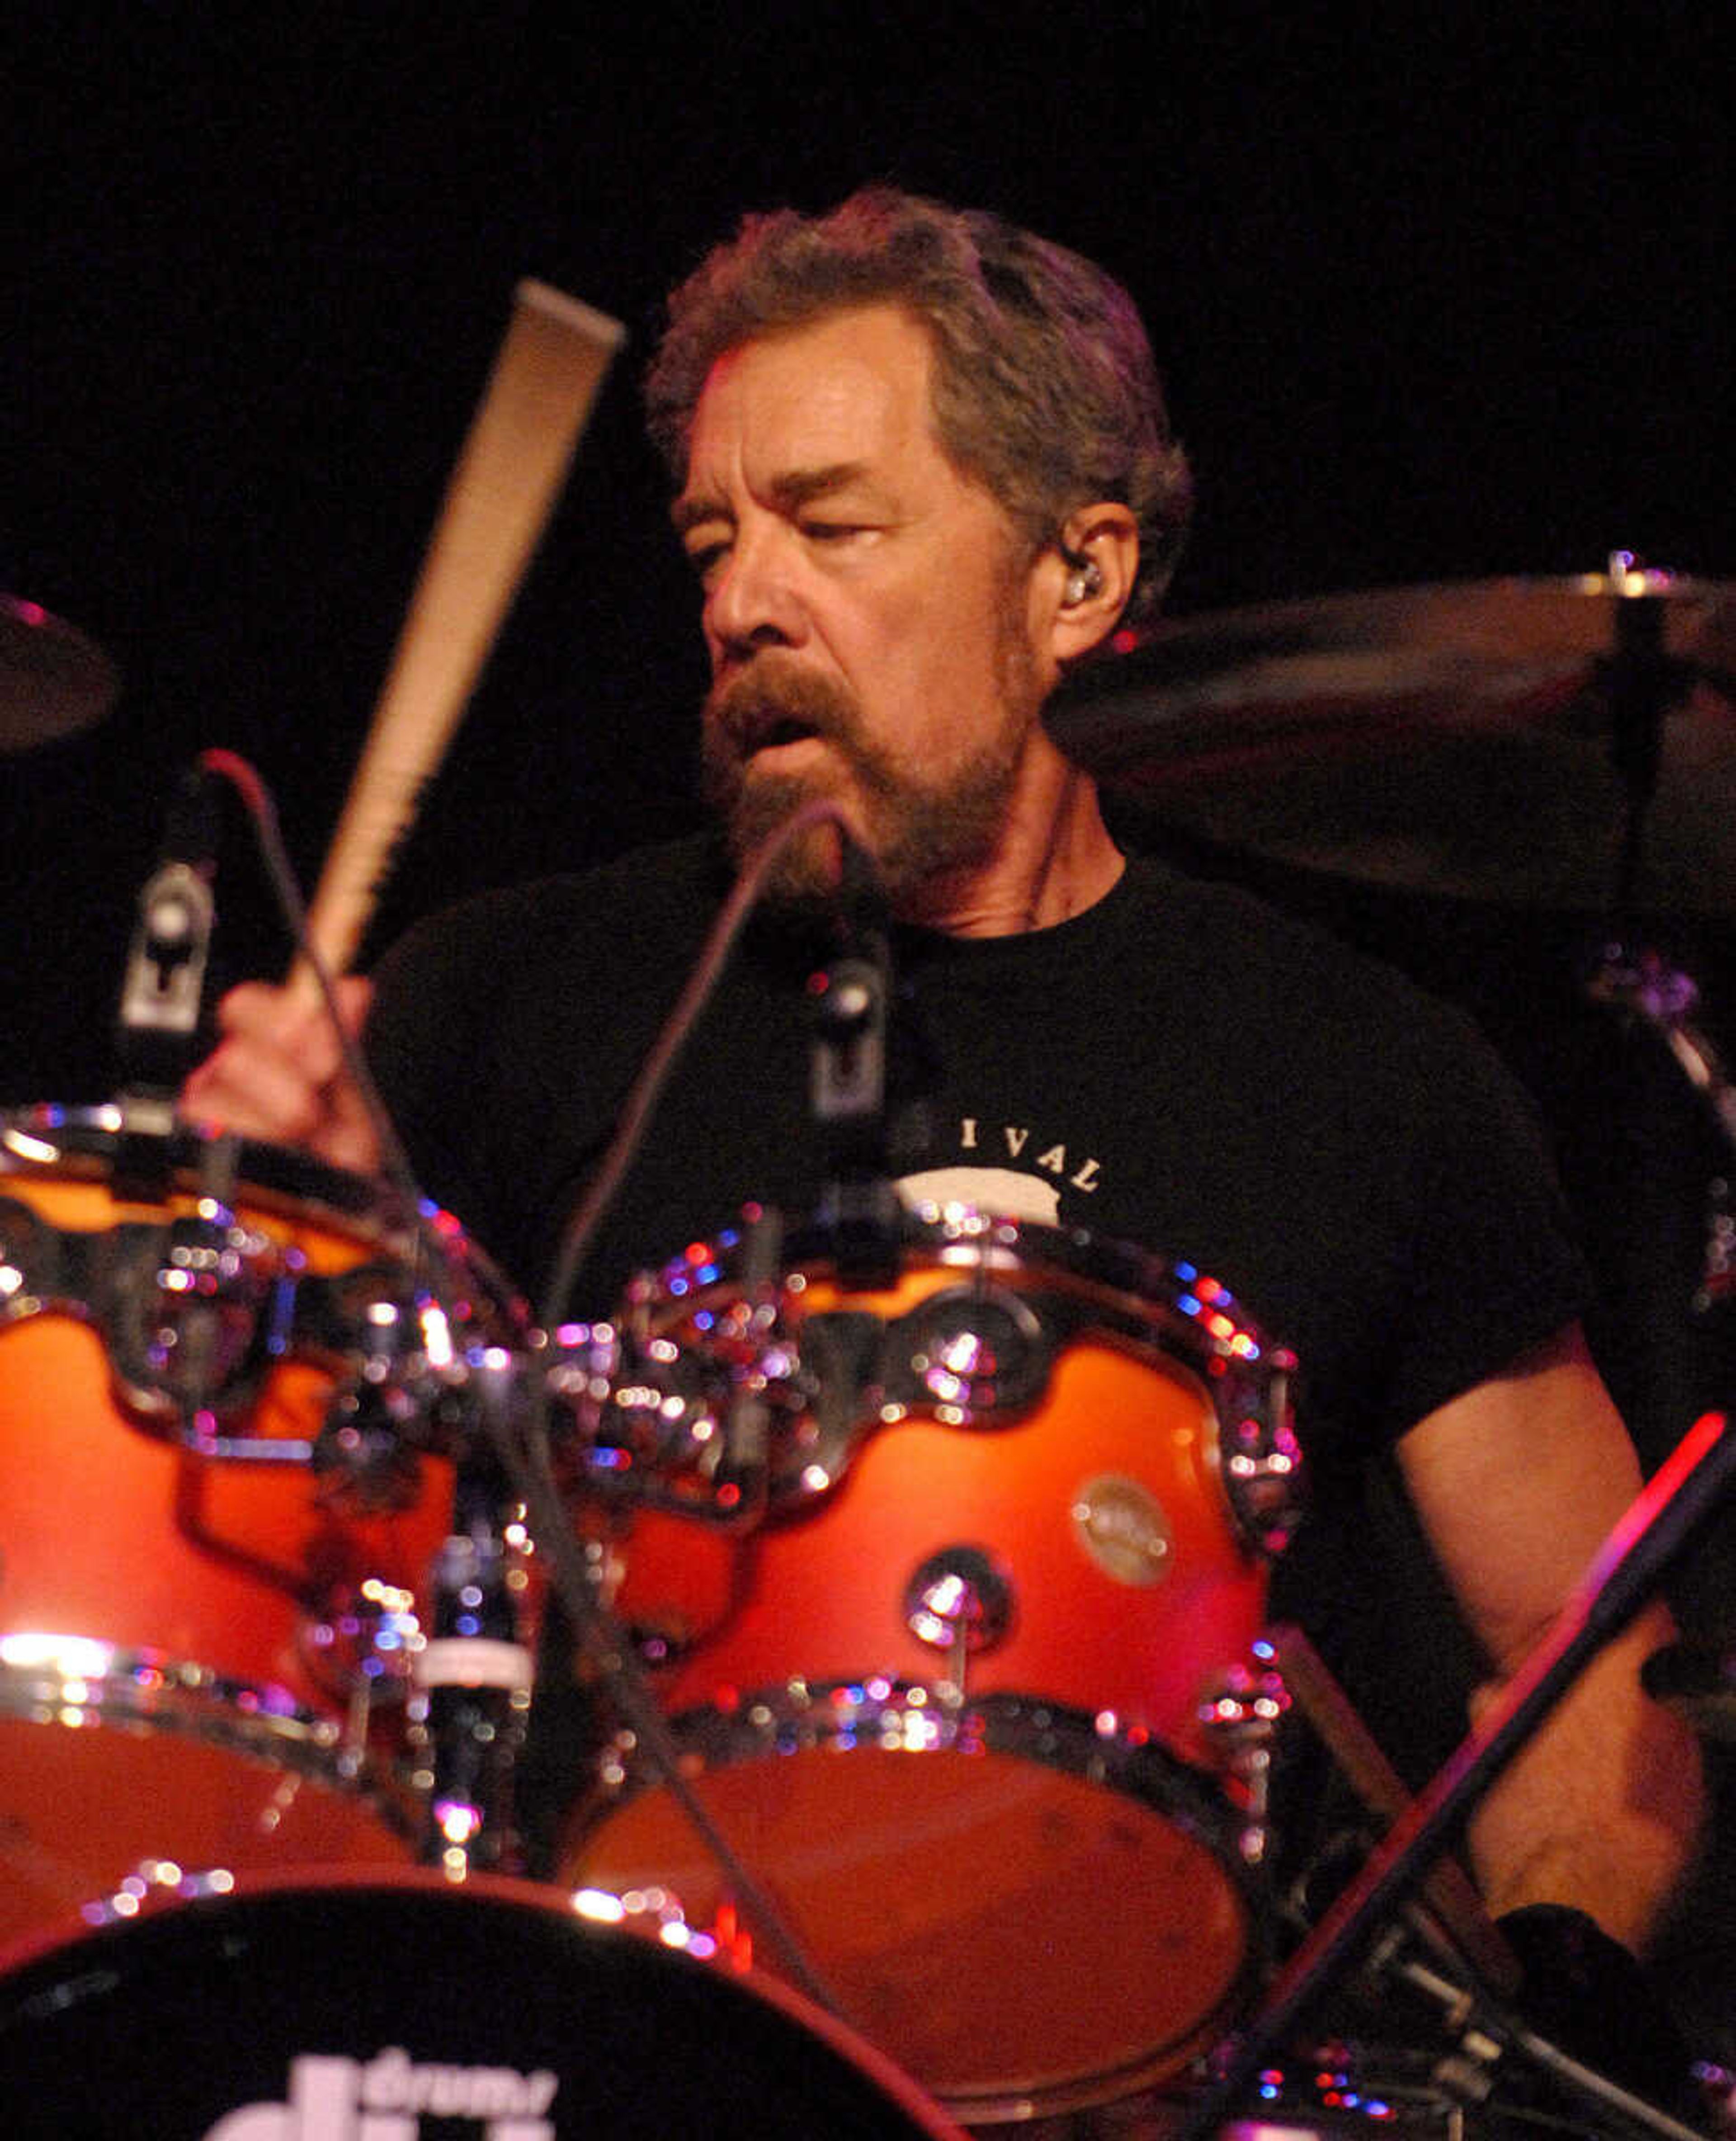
[896,1165,1061,1226]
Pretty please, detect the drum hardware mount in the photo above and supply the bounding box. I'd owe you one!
[461,1321,853,2019]
[299,1573,425,1725]
[313,1374,440,1514]
[1364,1931,1717,2141]
[0,1168,472,1474]
[574,1278,1073,1526]
[711,1202,784,1523]
[405,1364,537,1880]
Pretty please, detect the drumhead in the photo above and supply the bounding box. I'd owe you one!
[0,1871,965,2139]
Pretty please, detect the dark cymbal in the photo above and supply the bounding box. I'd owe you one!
[0,593,120,752]
[1049,568,1736,914]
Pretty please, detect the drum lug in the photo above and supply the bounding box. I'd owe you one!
[794,1309,883,1485]
[104,1211,278,1429]
[299,1575,425,1715]
[880,1283,1054,1421]
[1197,1651,1290,1861]
[1220,1372,1306,1560]
[902,1544,1014,1698]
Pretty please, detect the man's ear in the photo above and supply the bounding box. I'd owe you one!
[1046,502,1140,662]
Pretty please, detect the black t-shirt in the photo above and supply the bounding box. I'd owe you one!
[367,834,1590,1783]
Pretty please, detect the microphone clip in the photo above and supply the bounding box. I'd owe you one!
[115,764,222,1104]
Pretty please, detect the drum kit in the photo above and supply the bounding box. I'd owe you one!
[1,562,1733,2139]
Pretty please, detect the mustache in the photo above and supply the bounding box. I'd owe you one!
[704,664,863,759]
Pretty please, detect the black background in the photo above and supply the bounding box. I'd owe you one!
[3,0,1735,2051]
[3,8,1728,1084]
[5,2,1732,1489]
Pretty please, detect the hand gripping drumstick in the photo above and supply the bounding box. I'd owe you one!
[287,280,625,1000]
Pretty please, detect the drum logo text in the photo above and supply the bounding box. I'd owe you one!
[201,2046,558,2139]
[957,1117,1102,1191]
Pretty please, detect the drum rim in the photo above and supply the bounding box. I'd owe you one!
[0,1639,413,1814]
[2,1103,392,1230]
[604,1198,1304,1556]
[0,1101,528,1335]
[0,1865,973,2140]
[634,1198,1297,1370]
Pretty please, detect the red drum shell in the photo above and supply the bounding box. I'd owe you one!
[566,1229,1289,2121]
[0,1120,464,1951]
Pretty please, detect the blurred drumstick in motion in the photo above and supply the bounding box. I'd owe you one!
[287,279,625,1000]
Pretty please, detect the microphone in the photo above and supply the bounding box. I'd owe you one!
[115,762,222,1101]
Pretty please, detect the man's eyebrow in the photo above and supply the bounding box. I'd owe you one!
[671,491,724,537]
[768,462,873,512]
[671,462,874,535]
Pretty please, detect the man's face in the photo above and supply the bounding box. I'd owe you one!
[674,304,1051,909]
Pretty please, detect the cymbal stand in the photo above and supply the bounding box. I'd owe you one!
[1601,558,1690,924]
[1586,941,1736,1308]
[1174,1408,1736,2141]
[1382,1941,1708,2141]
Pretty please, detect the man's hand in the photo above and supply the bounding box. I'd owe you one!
[180,976,381,1177]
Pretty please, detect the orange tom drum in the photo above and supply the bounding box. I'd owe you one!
[558,1206,1303,2124]
[0,1106,505,1954]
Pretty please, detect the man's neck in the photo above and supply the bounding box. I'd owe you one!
[899,765,1125,938]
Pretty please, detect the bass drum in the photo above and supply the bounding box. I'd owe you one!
[561,1207,1304,2124]
[0,1870,967,2139]
[0,1107,500,1952]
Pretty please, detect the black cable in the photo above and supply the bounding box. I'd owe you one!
[215,750,853,2012]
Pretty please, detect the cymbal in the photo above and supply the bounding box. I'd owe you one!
[0,593,120,752]
[1050,568,1736,914]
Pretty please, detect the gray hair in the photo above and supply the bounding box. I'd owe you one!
[645,186,1194,617]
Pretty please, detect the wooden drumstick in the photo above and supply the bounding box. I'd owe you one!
[287,279,625,999]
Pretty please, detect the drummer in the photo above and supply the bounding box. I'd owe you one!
[185,188,1702,2101]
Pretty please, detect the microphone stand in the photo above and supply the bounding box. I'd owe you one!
[1176,1408,1736,2141]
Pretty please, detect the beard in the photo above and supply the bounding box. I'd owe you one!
[700,604,1045,915]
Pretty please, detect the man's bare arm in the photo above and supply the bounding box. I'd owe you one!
[1398,1325,1704,1952]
